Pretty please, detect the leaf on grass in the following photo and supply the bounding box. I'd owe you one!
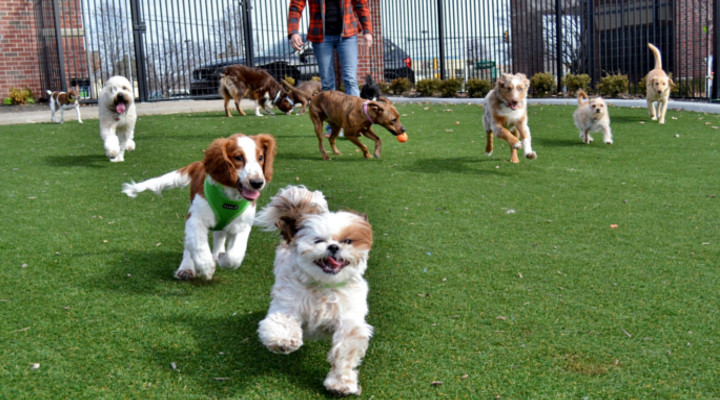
[496,316,507,321]
[610,224,619,229]
[31,363,40,370]
[170,362,177,370]
[621,328,632,337]
[431,380,443,386]
[213,377,230,381]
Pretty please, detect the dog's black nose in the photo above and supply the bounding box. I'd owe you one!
[117,93,126,102]
[328,244,339,253]
[249,179,264,189]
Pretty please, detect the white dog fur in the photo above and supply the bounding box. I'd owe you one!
[122,133,276,280]
[98,76,137,162]
[254,185,374,396]
[573,91,613,144]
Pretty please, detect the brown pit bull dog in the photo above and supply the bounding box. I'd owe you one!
[308,91,406,160]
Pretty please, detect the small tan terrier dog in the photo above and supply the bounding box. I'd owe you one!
[573,91,613,145]
[646,43,674,124]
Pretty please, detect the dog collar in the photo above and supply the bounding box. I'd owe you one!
[204,177,251,231]
[362,101,374,124]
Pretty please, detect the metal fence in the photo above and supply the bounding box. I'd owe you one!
[35,0,717,102]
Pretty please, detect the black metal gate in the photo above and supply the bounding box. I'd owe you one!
[35,0,717,102]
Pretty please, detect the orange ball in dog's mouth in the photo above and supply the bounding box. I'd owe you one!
[397,132,408,143]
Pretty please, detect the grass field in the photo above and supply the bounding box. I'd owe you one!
[1,102,719,399]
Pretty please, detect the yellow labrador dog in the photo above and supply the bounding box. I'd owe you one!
[646,43,674,124]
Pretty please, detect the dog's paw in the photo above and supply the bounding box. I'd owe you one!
[324,374,361,397]
[604,139,614,145]
[266,337,303,355]
[486,151,493,157]
[126,139,136,151]
[109,156,124,162]
[78,120,83,124]
[121,182,139,197]
[525,152,537,160]
[174,268,196,280]
[512,141,522,149]
[217,253,242,270]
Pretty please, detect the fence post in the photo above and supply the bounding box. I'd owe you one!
[713,0,720,100]
[52,0,66,91]
[129,0,148,101]
[555,0,563,93]
[437,0,446,80]
[243,0,255,67]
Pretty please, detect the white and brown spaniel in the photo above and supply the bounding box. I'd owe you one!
[122,133,277,280]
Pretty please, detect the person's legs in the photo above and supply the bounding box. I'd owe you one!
[312,35,342,92]
[336,35,359,97]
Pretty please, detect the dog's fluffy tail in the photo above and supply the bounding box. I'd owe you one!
[648,43,662,70]
[122,162,200,198]
[46,90,53,96]
[577,90,589,105]
[255,185,328,241]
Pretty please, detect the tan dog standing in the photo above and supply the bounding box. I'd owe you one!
[482,73,537,163]
[574,91,613,145]
[308,91,406,160]
[282,79,321,114]
[646,43,674,124]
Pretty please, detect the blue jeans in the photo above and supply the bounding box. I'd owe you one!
[312,35,360,97]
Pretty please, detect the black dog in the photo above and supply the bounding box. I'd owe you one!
[360,75,381,100]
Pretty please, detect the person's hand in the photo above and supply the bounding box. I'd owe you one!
[363,33,373,49]
[290,33,304,51]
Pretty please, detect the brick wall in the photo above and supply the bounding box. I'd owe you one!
[0,0,42,101]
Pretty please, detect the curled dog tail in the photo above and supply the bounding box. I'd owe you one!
[46,90,54,96]
[254,185,329,242]
[577,90,589,105]
[122,162,200,198]
[648,43,662,70]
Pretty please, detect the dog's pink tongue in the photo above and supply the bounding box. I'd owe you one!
[510,102,519,110]
[116,103,126,114]
[328,257,342,268]
[241,187,260,201]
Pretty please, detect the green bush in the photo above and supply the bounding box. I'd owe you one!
[439,78,463,98]
[415,79,441,97]
[597,73,629,97]
[5,87,35,105]
[530,72,557,97]
[377,81,390,95]
[562,73,591,94]
[465,78,492,98]
[388,78,412,95]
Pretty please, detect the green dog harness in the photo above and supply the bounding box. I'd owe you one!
[204,177,251,231]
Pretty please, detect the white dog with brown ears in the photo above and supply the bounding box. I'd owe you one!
[122,133,276,280]
[98,76,137,162]
[46,88,82,124]
[482,73,537,163]
[254,185,374,397]
[574,91,613,145]
[646,43,674,124]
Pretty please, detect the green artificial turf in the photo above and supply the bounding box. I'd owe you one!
[1,103,718,399]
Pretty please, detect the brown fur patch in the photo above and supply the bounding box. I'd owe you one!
[219,64,293,115]
[334,215,373,251]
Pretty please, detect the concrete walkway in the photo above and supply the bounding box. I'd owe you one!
[1,97,719,126]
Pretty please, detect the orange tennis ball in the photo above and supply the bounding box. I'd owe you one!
[397,132,408,143]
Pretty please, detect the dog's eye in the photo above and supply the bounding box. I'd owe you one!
[234,155,244,162]
[342,238,352,245]
[314,239,325,244]
[258,155,264,162]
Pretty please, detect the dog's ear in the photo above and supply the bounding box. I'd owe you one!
[254,133,276,182]
[497,73,511,86]
[376,96,392,105]
[517,73,530,86]
[367,100,387,118]
[203,136,238,187]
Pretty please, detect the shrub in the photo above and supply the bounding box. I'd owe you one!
[377,81,390,95]
[530,72,557,97]
[439,78,463,97]
[388,78,412,95]
[465,78,492,98]
[562,73,591,94]
[415,79,441,97]
[597,73,629,97]
[5,87,35,105]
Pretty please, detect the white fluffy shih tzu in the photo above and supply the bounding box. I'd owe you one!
[98,75,137,162]
[254,185,374,396]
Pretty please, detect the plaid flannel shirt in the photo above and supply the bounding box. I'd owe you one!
[288,0,373,43]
